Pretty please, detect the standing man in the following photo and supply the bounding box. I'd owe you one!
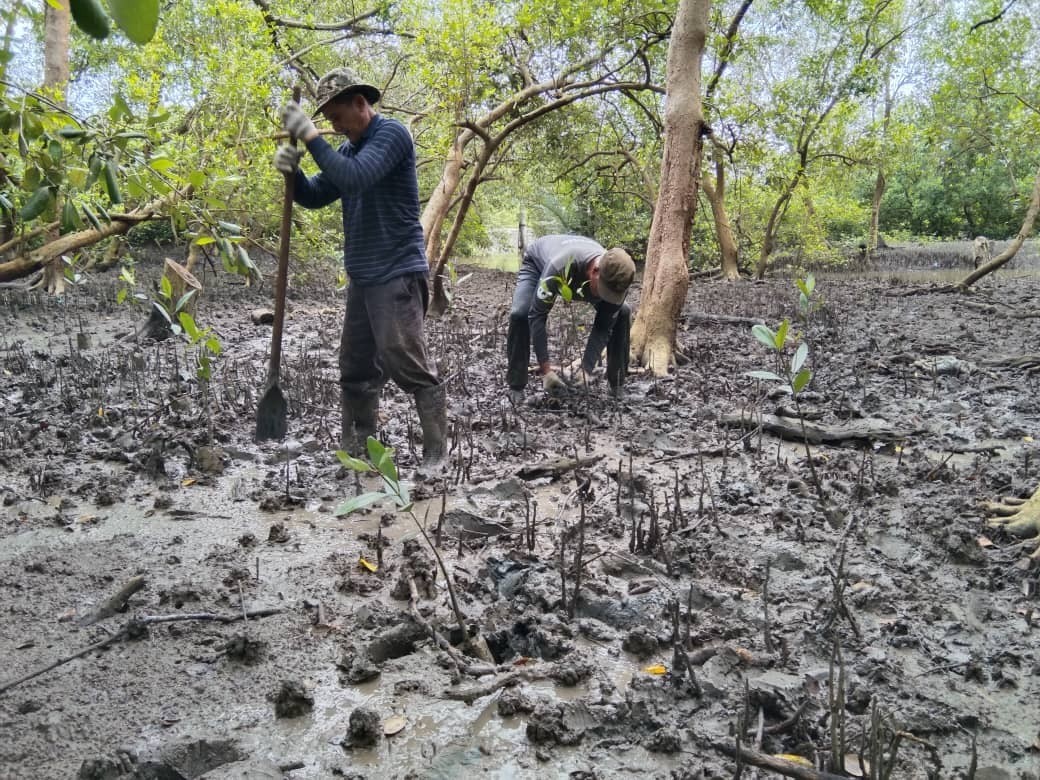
[507,234,636,400]
[273,69,446,468]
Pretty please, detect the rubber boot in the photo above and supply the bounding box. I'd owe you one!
[414,383,448,470]
[341,390,379,457]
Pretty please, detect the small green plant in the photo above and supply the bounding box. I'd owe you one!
[441,261,472,308]
[335,437,412,515]
[796,272,823,328]
[335,438,493,663]
[749,319,825,500]
[177,311,221,382]
[115,263,148,305]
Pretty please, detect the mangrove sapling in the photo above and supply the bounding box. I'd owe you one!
[335,437,493,663]
[748,318,827,503]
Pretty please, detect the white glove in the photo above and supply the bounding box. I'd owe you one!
[273,145,303,174]
[279,102,317,141]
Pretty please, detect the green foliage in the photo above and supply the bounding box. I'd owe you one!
[69,0,159,44]
[177,311,222,382]
[335,437,412,515]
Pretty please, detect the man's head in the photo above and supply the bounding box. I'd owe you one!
[591,247,635,305]
[314,68,381,142]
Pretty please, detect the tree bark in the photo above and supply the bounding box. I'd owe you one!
[42,0,71,295]
[701,150,739,280]
[629,0,711,375]
[958,162,1040,290]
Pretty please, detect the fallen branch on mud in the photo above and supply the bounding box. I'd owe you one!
[0,607,283,696]
[518,454,602,480]
[720,411,921,445]
[77,575,147,627]
[685,311,765,327]
[441,665,557,704]
[715,742,848,779]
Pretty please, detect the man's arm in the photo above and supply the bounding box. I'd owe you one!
[582,301,623,371]
[305,123,412,195]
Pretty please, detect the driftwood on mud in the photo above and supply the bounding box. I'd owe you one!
[517,454,602,480]
[77,575,147,627]
[685,311,765,327]
[715,742,847,780]
[721,412,920,445]
[0,607,283,696]
[984,354,1040,372]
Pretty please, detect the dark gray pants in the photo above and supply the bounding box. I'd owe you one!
[340,272,439,398]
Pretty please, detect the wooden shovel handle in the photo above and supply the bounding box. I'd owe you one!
[267,85,301,382]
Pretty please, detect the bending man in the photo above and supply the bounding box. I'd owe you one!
[506,234,635,399]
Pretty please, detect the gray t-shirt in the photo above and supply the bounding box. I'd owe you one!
[523,234,622,369]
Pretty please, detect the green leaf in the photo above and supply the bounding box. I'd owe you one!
[60,198,81,233]
[188,171,206,189]
[159,274,172,300]
[334,491,389,516]
[69,0,111,40]
[217,220,242,235]
[152,301,171,324]
[336,450,372,472]
[178,311,199,340]
[148,157,175,173]
[792,369,812,393]
[204,337,221,355]
[103,159,122,205]
[174,289,196,314]
[746,370,784,383]
[774,319,790,350]
[751,324,777,351]
[116,287,127,304]
[791,342,809,374]
[193,236,216,246]
[19,187,53,221]
[108,0,159,44]
[82,203,102,231]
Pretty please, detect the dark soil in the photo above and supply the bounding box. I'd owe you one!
[1,243,1039,780]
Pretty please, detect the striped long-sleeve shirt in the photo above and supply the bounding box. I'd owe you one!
[293,114,428,286]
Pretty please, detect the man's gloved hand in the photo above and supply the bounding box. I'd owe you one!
[273,145,303,174]
[559,360,601,388]
[542,370,569,396]
[279,102,317,142]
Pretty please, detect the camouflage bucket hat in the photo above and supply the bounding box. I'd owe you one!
[598,248,636,305]
[313,68,381,115]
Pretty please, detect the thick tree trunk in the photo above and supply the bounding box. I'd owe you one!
[630,0,711,376]
[958,163,1040,290]
[43,0,70,92]
[42,0,71,295]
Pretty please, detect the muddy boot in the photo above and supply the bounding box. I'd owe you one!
[341,390,379,457]
[414,383,447,472]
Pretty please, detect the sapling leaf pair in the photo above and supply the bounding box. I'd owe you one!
[749,321,811,394]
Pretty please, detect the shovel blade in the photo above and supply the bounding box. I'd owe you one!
[255,383,288,441]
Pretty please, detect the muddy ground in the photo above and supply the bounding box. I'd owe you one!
[1,241,1039,780]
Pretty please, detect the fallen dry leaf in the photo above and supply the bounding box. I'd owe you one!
[644,664,667,675]
[384,716,406,736]
[358,556,378,573]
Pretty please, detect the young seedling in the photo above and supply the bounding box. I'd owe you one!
[748,318,826,502]
[335,437,492,663]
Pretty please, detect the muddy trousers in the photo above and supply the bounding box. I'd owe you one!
[338,272,445,461]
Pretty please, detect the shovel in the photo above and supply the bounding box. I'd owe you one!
[255,86,301,442]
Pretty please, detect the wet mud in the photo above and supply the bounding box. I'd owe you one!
[1,245,1039,779]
